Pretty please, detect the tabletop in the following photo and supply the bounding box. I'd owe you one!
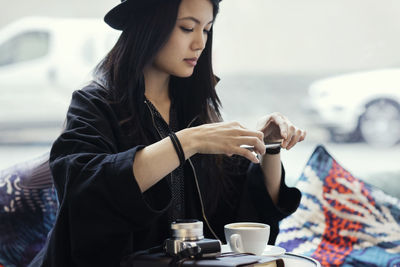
[220,244,320,267]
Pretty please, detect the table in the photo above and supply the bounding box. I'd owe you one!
[220,244,320,267]
[280,253,320,267]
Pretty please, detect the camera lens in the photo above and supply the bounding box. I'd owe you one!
[171,220,203,240]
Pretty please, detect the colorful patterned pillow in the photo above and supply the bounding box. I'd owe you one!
[0,153,58,267]
[276,145,400,267]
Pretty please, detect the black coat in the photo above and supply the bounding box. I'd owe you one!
[32,83,301,267]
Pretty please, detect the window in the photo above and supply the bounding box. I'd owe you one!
[214,0,400,197]
[0,31,49,66]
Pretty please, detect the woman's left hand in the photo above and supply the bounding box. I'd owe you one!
[256,112,306,150]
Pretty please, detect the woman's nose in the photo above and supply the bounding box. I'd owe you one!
[191,31,206,51]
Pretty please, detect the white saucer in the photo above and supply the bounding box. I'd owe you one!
[221,244,286,257]
[262,245,286,257]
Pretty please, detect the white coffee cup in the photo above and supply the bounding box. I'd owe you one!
[224,222,270,256]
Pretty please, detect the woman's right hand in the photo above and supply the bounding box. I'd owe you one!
[181,122,266,163]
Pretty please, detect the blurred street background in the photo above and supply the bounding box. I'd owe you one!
[1,0,399,197]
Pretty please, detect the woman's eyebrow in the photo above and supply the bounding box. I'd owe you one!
[178,16,214,25]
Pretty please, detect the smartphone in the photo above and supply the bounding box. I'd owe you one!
[240,141,281,152]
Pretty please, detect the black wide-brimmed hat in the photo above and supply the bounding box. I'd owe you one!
[104,0,161,30]
[105,0,221,30]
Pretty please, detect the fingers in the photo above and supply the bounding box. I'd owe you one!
[300,130,307,142]
[230,146,260,164]
[281,125,295,148]
[202,121,264,162]
[285,130,301,150]
[237,136,266,155]
[202,119,303,161]
[282,127,306,150]
[260,113,306,151]
[225,122,265,162]
[233,124,264,140]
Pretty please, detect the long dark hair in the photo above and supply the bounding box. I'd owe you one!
[94,0,222,137]
[94,0,238,215]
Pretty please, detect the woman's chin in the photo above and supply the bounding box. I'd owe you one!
[173,70,194,78]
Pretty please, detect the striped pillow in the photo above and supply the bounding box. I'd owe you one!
[276,145,400,266]
[0,153,58,267]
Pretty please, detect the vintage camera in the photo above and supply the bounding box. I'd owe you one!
[164,219,221,258]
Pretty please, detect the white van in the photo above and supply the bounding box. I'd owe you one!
[0,17,119,143]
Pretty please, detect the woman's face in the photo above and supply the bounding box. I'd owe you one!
[151,0,214,77]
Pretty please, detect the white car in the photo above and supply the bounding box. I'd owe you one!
[0,17,119,143]
[305,68,400,147]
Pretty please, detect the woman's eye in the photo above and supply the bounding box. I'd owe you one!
[180,26,194,32]
[180,26,211,35]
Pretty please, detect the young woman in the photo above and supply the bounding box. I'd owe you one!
[30,0,305,266]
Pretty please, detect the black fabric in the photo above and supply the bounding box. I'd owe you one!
[30,83,301,267]
[144,97,185,222]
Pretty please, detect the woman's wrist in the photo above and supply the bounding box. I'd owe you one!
[169,132,185,167]
[175,127,199,159]
[264,139,282,154]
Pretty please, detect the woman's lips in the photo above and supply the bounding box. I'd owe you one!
[184,58,197,67]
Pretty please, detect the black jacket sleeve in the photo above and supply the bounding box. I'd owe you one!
[51,89,172,226]
[42,87,175,267]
